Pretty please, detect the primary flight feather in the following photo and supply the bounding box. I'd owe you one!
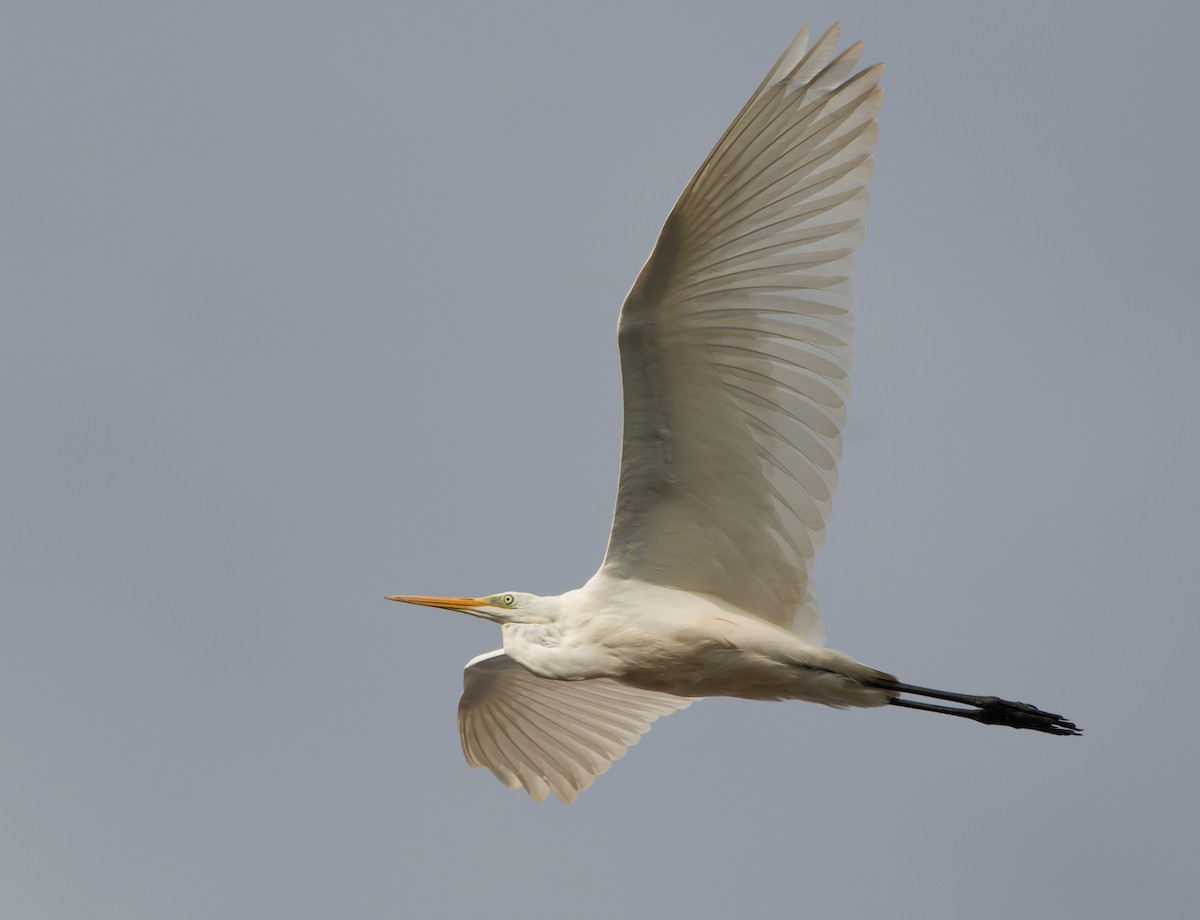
[390,23,1080,805]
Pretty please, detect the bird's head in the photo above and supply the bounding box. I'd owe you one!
[386,591,553,624]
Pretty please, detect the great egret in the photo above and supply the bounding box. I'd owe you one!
[390,24,1080,804]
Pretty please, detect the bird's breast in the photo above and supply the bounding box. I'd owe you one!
[501,623,616,681]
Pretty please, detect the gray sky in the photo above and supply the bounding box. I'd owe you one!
[4,1,1198,917]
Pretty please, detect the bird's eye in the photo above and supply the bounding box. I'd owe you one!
[501,594,515,606]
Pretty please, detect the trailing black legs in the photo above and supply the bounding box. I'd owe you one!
[866,678,1081,736]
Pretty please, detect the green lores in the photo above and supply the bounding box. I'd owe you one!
[486,594,516,608]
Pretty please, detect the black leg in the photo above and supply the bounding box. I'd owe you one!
[867,678,1082,736]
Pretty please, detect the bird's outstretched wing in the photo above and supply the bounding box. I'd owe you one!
[458,651,695,803]
[602,24,882,643]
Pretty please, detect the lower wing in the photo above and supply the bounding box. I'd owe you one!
[458,650,696,803]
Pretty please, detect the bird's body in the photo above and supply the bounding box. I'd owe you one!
[390,24,1080,803]
[497,574,893,707]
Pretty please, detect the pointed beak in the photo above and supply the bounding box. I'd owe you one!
[386,594,483,612]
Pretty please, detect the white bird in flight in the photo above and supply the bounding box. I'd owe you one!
[390,24,1080,804]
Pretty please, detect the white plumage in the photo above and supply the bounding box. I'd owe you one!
[390,23,1079,805]
[458,649,693,803]
[606,23,878,643]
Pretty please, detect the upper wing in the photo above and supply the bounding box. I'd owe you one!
[458,650,695,803]
[601,24,882,642]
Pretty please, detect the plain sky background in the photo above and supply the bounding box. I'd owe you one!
[4,1,1198,917]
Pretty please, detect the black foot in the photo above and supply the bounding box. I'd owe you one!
[870,680,1082,736]
[971,696,1080,735]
